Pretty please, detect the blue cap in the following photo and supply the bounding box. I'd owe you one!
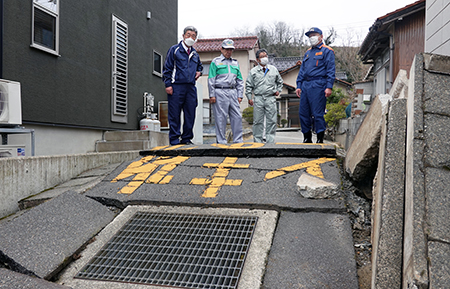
[305,27,322,37]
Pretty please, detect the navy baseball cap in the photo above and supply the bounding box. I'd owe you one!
[305,27,322,37]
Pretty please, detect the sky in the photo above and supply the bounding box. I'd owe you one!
[178,0,418,46]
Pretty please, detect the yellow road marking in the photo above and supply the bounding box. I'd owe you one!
[264,157,335,180]
[211,143,265,149]
[189,157,249,198]
[112,155,189,194]
[150,145,170,151]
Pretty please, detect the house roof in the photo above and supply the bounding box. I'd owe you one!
[269,56,303,72]
[193,36,259,52]
[358,0,425,63]
[334,78,352,88]
[279,61,302,75]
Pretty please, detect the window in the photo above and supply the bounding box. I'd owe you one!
[32,0,59,55]
[153,51,163,77]
[111,15,128,123]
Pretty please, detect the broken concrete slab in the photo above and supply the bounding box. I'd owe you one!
[389,69,408,99]
[345,94,392,182]
[0,191,115,280]
[262,211,358,289]
[371,98,407,289]
[428,241,450,289]
[0,268,72,289]
[296,173,338,199]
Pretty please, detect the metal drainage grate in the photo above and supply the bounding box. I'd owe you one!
[76,212,258,288]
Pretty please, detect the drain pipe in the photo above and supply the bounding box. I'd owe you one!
[389,34,394,92]
[0,0,3,79]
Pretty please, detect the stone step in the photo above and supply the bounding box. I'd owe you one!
[103,130,165,141]
[96,140,150,152]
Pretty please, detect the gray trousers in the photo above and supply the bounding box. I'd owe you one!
[253,95,277,143]
[212,89,243,144]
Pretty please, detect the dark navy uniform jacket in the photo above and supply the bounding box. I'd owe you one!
[296,42,335,89]
[162,41,203,87]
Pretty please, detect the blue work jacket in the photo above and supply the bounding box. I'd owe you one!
[162,41,203,87]
[296,42,335,89]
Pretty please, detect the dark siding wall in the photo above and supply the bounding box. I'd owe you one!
[3,0,177,130]
[394,10,425,78]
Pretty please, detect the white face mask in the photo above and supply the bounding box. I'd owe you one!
[309,36,320,47]
[184,37,196,47]
[259,57,269,66]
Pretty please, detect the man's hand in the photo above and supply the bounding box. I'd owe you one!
[209,97,216,104]
[296,88,301,98]
[325,88,332,98]
[238,97,243,104]
[248,99,254,106]
[273,91,280,96]
[195,71,201,80]
[165,86,173,95]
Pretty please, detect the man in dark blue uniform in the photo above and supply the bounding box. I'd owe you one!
[296,27,335,143]
[163,26,203,145]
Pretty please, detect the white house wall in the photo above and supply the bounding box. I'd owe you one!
[425,0,450,55]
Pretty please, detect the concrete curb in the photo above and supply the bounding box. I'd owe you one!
[0,151,140,218]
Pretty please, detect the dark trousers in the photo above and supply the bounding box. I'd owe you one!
[299,80,327,134]
[167,83,198,145]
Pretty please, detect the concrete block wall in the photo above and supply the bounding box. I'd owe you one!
[0,151,140,218]
[346,53,450,288]
[403,53,450,288]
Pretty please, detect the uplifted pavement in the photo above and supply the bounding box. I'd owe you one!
[0,142,358,289]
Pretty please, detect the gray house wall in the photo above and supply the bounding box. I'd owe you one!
[425,0,450,55]
[1,1,176,155]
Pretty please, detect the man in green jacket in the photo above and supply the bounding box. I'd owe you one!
[245,49,283,143]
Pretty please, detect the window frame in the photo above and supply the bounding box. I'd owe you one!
[31,0,60,56]
[152,50,163,77]
[111,14,128,123]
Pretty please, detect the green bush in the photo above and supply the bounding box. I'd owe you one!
[327,88,346,104]
[325,102,348,128]
[243,106,254,124]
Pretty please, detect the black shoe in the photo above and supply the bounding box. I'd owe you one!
[181,140,194,145]
[316,131,324,143]
[303,131,312,143]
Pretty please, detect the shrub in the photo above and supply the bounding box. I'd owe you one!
[243,106,254,124]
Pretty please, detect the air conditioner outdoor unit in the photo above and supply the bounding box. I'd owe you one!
[0,79,22,126]
[0,145,26,158]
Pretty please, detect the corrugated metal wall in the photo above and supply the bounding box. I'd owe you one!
[394,10,425,78]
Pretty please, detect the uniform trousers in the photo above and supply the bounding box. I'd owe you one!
[253,95,277,143]
[167,83,197,145]
[212,88,243,144]
[299,79,327,134]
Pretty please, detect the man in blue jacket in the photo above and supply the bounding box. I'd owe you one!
[163,26,203,145]
[296,27,335,143]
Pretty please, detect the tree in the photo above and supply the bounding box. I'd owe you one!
[333,29,368,83]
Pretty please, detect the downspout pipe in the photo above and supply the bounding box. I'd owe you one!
[0,0,3,79]
[389,34,394,92]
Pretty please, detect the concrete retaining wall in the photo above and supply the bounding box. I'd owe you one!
[0,151,140,218]
[345,53,450,288]
[403,53,450,288]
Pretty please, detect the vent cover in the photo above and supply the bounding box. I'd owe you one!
[76,212,258,288]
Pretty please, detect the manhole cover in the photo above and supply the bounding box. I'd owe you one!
[75,212,258,288]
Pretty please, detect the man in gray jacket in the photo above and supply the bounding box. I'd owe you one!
[245,49,283,143]
[208,39,244,144]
